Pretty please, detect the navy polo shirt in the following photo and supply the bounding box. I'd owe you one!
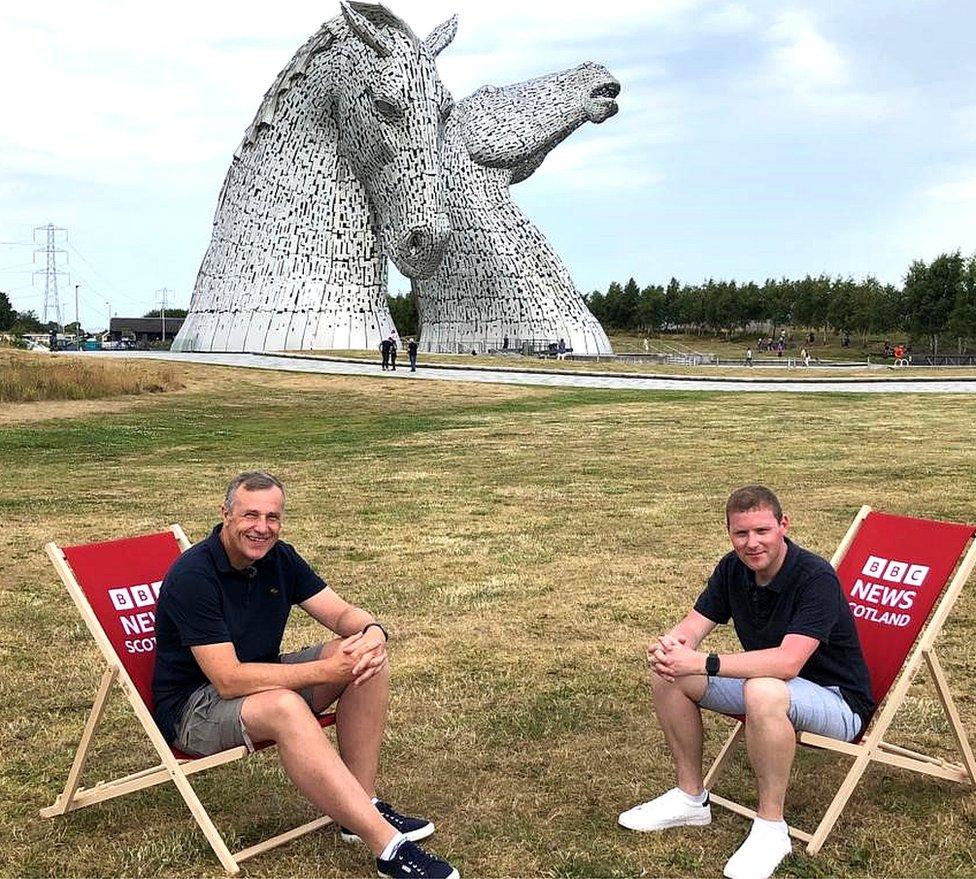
[694,538,875,725]
[152,524,328,743]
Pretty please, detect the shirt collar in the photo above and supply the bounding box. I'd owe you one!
[206,523,235,574]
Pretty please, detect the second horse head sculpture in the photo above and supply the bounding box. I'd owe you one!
[415,62,620,355]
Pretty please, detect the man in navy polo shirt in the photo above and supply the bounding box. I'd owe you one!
[618,485,873,879]
[153,470,458,879]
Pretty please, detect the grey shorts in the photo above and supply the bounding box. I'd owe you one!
[697,676,862,742]
[172,644,322,757]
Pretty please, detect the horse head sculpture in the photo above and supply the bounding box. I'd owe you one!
[174,2,456,353]
[333,2,455,277]
[415,63,620,355]
[462,63,619,184]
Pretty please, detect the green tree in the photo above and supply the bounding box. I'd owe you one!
[904,252,963,354]
[946,254,976,353]
[0,290,15,330]
[386,293,418,336]
[662,277,681,329]
[9,309,45,333]
[637,284,665,332]
[606,278,639,330]
[586,288,607,325]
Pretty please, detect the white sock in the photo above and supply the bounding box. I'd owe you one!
[753,816,789,836]
[371,796,380,805]
[678,787,708,806]
[379,831,407,861]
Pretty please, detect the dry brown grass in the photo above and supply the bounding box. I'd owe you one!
[2,365,974,878]
[0,349,185,403]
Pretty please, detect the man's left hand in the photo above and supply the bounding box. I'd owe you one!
[650,638,705,682]
[341,628,388,685]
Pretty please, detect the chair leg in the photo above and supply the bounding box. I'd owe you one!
[704,722,744,789]
[924,649,976,785]
[805,751,872,855]
[168,769,241,875]
[41,667,116,817]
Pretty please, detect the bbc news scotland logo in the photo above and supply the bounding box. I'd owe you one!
[108,581,162,653]
[848,556,930,627]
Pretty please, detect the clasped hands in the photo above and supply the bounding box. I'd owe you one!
[333,628,388,686]
[647,633,705,682]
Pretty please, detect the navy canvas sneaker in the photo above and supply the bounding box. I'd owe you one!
[376,839,459,879]
[340,799,435,843]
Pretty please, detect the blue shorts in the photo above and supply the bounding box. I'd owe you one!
[697,676,862,742]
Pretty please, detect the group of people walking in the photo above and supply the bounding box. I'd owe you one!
[380,335,419,372]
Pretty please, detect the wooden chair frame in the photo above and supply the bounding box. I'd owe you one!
[704,505,976,854]
[40,525,335,875]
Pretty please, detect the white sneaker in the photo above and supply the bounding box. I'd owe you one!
[617,787,712,831]
[723,819,792,879]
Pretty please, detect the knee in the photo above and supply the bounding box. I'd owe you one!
[743,677,790,720]
[251,688,314,733]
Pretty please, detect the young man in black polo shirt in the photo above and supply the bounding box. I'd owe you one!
[153,471,458,879]
[618,485,873,879]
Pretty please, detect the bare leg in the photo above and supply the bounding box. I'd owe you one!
[241,688,395,856]
[308,640,390,798]
[650,672,709,795]
[742,677,795,821]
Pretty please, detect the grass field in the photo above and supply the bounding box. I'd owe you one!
[0,349,185,403]
[2,361,975,878]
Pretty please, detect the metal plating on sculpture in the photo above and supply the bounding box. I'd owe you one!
[174,2,619,355]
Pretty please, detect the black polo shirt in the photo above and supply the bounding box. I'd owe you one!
[694,538,875,725]
[152,524,328,743]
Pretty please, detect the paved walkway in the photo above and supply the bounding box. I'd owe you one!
[108,350,976,394]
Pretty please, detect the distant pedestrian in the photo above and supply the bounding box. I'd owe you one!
[557,338,567,360]
[503,335,509,350]
[388,335,398,371]
[379,337,393,370]
[643,338,650,353]
[745,348,753,367]
[408,338,418,372]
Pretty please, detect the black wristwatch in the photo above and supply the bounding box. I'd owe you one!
[362,621,389,641]
[705,652,720,676]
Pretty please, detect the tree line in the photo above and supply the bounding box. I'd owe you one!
[586,251,976,353]
[6,249,975,354]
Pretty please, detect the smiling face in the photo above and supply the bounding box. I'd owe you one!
[727,505,790,586]
[219,485,284,570]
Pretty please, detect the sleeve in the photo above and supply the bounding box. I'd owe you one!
[289,551,329,604]
[693,557,732,624]
[785,569,840,642]
[164,570,232,647]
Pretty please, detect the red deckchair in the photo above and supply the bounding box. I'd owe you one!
[703,506,976,854]
[40,527,336,875]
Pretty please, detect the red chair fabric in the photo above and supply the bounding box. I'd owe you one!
[835,511,975,706]
[63,532,183,712]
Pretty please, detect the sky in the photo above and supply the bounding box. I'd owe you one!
[1,0,974,329]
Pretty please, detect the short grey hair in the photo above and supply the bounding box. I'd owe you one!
[223,470,285,511]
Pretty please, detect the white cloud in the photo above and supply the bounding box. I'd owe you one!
[766,9,849,89]
[926,173,976,203]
